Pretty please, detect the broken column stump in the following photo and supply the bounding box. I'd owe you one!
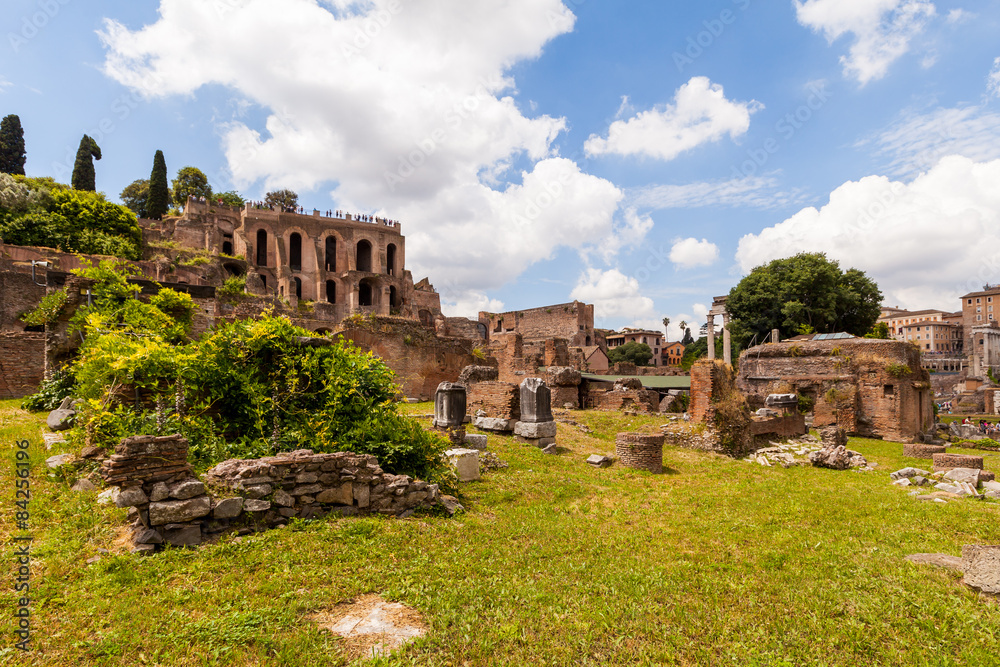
[514,378,557,447]
[433,381,468,445]
[615,433,664,474]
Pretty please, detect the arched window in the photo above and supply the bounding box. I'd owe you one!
[389,285,398,308]
[357,240,372,272]
[325,236,336,271]
[289,233,302,271]
[359,281,373,306]
[326,280,335,303]
[293,277,302,299]
[256,230,268,266]
[386,244,396,276]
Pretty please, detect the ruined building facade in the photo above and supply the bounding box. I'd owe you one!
[736,338,934,442]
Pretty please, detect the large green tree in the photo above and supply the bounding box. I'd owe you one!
[0,115,26,175]
[146,150,171,220]
[119,179,149,218]
[71,135,102,191]
[265,188,299,210]
[608,341,654,366]
[171,166,212,209]
[215,190,245,208]
[726,252,882,348]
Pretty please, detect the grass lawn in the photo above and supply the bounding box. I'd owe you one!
[2,398,1000,666]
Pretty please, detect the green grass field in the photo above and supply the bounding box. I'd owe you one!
[2,399,1000,666]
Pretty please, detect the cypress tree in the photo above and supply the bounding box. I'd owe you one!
[0,114,26,175]
[146,150,170,220]
[71,134,102,191]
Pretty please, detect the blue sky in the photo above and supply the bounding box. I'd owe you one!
[3,0,1000,338]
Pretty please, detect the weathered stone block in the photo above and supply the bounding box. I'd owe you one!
[433,382,467,428]
[962,545,1000,595]
[273,489,295,507]
[445,448,481,482]
[316,483,353,505]
[292,483,323,496]
[353,483,371,508]
[133,527,163,545]
[115,486,149,508]
[243,499,271,512]
[212,497,244,519]
[243,484,273,499]
[944,468,982,486]
[520,378,553,424]
[903,443,947,459]
[149,482,170,502]
[46,408,76,432]
[586,454,613,468]
[514,421,557,439]
[464,434,488,450]
[149,497,212,526]
[474,416,515,432]
[169,479,205,500]
[933,453,984,471]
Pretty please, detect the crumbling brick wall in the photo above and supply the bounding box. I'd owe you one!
[467,382,520,420]
[0,332,45,399]
[688,360,753,457]
[737,339,933,442]
[480,301,595,347]
[597,389,660,414]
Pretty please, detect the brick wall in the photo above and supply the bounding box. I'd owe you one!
[0,332,45,398]
[597,389,660,414]
[467,382,520,419]
[689,362,715,422]
[0,269,46,332]
[480,301,594,347]
[615,432,664,473]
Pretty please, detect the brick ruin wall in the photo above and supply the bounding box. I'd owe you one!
[737,339,933,442]
[686,360,755,457]
[101,434,445,551]
[615,432,664,473]
[594,389,660,414]
[481,302,594,347]
[467,381,520,420]
[336,320,479,401]
[0,332,45,399]
[0,267,46,333]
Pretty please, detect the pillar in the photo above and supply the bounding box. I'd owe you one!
[707,314,716,360]
[723,319,732,365]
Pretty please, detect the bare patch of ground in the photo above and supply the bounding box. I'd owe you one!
[309,594,428,662]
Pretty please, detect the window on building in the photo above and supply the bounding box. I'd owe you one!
[289,233,302,271]
[356,240,372,272]
[325,236,336,271]
[256,229,268,266]
[293,277,302,299]
[386,244,396,276]
[884,384,895,397]
[326,280,335,303]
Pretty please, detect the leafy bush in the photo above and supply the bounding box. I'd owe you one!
[217,275,246,301]
[20,288,68,327]
[21,370,76,412]
[0,176,142,259]
[885,363,912,378]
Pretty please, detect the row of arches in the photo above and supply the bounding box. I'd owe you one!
[276,276,400,309]
[254,229,397,275]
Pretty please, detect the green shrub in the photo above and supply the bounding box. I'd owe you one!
[217,275,247,301]
[20,287,68,327]
[21,370,76,412]
[885,363,912,378]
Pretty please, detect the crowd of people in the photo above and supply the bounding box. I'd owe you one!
[959,417,1000,436]
[241,201,399,226]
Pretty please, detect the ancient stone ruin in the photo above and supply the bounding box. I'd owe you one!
[100,434,448,553]
[615,433,664,473]
[513,378,557,449]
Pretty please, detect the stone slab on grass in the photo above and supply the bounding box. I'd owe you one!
[445,448,480,482]
[963,545,1000,595]
[311,594,428,661]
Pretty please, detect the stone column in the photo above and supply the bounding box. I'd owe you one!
[723,315,732,366]
[514,378,557,449]
[433,382,467,445]
[707,314,716,360]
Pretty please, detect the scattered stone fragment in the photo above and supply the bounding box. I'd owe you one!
[542,443,559,455]
[445,448,481,482]
[943,468,982,486]
[439,495,464,516]
[131,544,157,556]
[892,478,911,487]
[115,486,149,508]
[96,487,119,505]
[891,467,930,481]
[962,545,1000,595]
[464,434,488,451]
[70,479,96,493]
[46,408,76,432]
[45,453,73,470]
[586,454,613,469]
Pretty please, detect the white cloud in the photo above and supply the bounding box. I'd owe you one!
[98,0,645,310]
[570,268,655,320]
[0,76,12,92]
[794,0,936,85]
[630,176,806,210]
[864,105,1000,176]
[441,292,504,318]
[946,9,971,24]
[736,155,1000,310]
[669,238,720,269]
[989,57,1000,98]
[584,77,762,160]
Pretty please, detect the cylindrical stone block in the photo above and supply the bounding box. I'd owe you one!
[615,432,664,474]
[932,453,984,471]
[903,443,947,459]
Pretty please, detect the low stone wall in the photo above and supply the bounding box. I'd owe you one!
[467,381,520,420]
[615,432,664,473]
[101,434,445,553]
[0,332,45,399]
[903,443,947,459]
[596,389,659,414]
[932,453,984,471]
[749,414,807,441]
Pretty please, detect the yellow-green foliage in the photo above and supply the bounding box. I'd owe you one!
[885,362,912,378]
[20,287,68,326]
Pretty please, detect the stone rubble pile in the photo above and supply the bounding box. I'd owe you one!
[742,431,873,471]
[890,464,1000,502]
[100,434,453,554]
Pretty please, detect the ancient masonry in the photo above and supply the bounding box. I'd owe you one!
[100,434,445,552]
[736,338,934,442]
[615,433,664,473]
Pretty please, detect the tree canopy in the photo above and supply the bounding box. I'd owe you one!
[726,252,882,349]
[0,115,26,176]
[119,179,149,219]
[147,150,171,220]
[171,166,212,208]
[0,175,141,259]
[608,341,654,366]
[215,190,245,208]
[265,188,299,210]
[71,135,102,191]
